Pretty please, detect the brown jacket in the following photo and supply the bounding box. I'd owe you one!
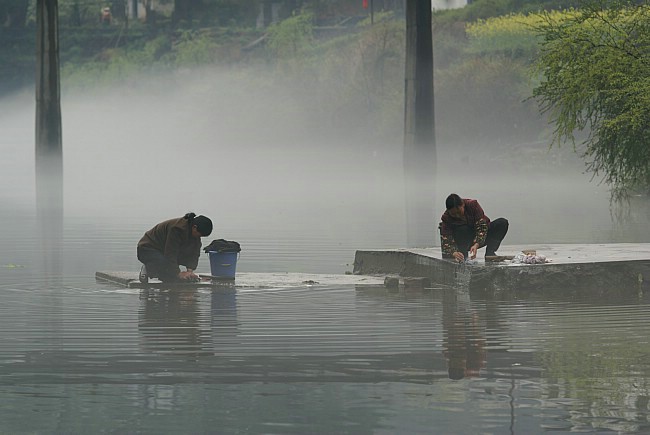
[137,217,202,273]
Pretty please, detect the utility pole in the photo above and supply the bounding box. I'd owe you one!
[403,0,435,247]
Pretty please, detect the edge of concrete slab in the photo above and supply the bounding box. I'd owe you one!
[353,244,650,298]
[95,271,227,289]
[95,271,387,290]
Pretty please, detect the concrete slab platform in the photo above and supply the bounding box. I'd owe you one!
[95,271,386,290]
[353,243,650,298]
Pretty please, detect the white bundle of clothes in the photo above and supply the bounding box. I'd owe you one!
[511,253,549,264]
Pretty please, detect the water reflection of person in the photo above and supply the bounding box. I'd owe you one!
[442,289,487,380]
[210,289,239,349]
[138,288,209,359]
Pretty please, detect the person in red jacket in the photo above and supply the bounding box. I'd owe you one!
[137,212,213,283]
[439,194,508,262]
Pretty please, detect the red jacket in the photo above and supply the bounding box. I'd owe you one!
[439,199,490,256]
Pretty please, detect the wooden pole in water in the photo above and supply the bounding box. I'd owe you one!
[35,0,63,215]
[403,0,435,247]
[35,0,63,277]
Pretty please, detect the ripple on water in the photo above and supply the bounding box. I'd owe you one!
[1,274,650,433]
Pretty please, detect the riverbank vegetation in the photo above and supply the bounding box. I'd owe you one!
[2,0,648,194]
[532,1,650,197]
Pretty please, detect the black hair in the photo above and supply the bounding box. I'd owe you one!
[194,215,213,236]
[184,212,213,236]
[448,366,465,380]
[445,194,463,210]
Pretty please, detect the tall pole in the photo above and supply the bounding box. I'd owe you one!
[36,0,63,212]
[403,0,435,247]
[35,0,63,277]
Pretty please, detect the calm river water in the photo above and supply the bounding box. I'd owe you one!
[1,205,650,434]
[3,90,650,433]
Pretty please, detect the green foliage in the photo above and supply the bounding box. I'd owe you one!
[172,30,220,65]
[435,55,544,147]
[430,10,550,150]
[266,11,315,58]
[322,16,405,135]
[61,29,221,87]
[433,0,582,24]
[142,35,173,63]
[532,1,650,195]
[264,12,405,141]
[465,12,553,60]
[0,0,590,165]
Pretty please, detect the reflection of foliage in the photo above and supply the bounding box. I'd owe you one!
[532,1,650,197]
[537,334,650,432]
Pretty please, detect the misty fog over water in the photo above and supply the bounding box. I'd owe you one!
[2,67,650,434]
[2,68,648,277]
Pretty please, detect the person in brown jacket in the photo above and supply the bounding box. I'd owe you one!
[137,212,213,283]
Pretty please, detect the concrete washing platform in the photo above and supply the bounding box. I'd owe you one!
[95,271,385,290]
[353,243,650,298]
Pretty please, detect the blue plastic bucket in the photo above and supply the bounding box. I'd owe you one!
[208,251,238,279]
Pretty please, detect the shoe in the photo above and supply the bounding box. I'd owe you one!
[139,264,148,283]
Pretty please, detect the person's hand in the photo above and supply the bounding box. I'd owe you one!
[469,243,479,259]
[178,271,198,281]
[452,251,465,263]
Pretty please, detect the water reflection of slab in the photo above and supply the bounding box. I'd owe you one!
[353,243,650,297]
[95,271,385,289]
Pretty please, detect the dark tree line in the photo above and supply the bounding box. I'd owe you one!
[0,0,406,29]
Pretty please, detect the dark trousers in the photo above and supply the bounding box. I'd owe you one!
[453,218,509,257]
[137,247,180,282]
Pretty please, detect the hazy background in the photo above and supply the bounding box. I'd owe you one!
[2,52,650,435]
[1,65,646,277]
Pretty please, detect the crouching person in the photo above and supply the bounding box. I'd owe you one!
[439,194,508,263]
[137,212,213,283]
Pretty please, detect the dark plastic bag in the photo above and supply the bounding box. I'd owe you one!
[204,239,241,253]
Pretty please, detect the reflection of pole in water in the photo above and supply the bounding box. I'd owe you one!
[509,363,518,435]
[211,290,239,349]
